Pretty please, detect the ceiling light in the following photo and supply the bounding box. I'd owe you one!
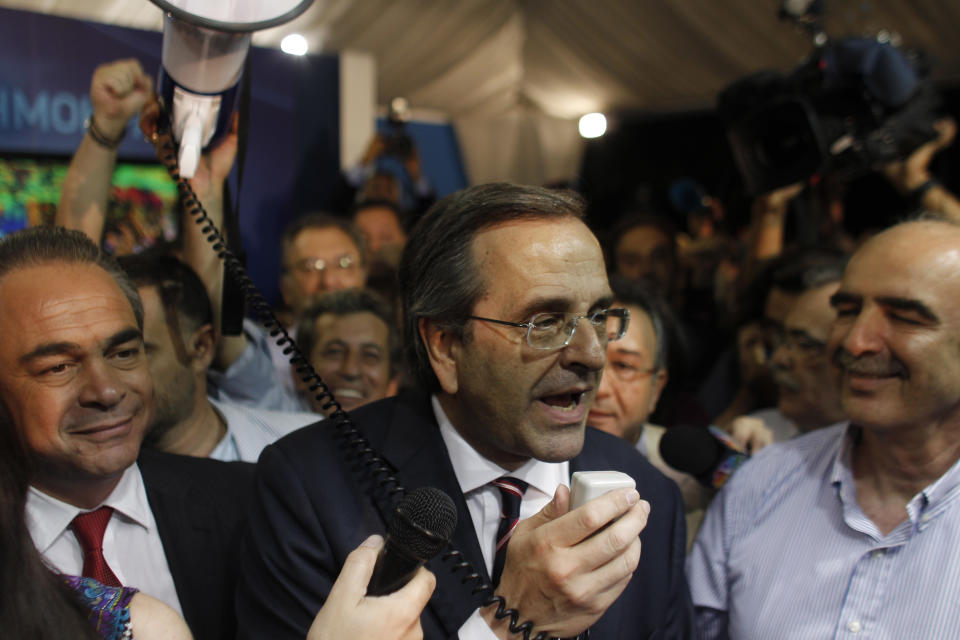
[579,113,607,138]
[281,33,309,56]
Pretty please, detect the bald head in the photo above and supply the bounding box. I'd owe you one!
[828,219,960,431]
[854,219,960,278]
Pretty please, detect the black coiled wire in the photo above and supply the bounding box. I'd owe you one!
[147,110,568,640]
[148,114,404,499]
[442,547,553,639]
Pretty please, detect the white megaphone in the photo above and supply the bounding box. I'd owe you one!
[147,0,314,177]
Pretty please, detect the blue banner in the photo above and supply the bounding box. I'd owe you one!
[0,8,162,158]
[0,7,341,306]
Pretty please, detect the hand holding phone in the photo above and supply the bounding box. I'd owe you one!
[486,474,645,638]
[569,471,636,510]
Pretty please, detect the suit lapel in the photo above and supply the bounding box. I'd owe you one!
[371,393,492,635]
[569,429,604,474]
[362,401,622,636]
[139,454,220,637]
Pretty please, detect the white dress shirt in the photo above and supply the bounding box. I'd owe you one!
[26,463,183,615]
[433,396,569,640]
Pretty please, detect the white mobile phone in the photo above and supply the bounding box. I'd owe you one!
[569,471,636,510]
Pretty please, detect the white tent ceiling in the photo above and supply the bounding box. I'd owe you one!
[6,0,960,185]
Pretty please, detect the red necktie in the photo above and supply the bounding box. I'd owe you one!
[490,477,529,587]
[70,506,122,587]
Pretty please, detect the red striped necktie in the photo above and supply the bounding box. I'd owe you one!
[70,506,122,587]
[490,476,529,587]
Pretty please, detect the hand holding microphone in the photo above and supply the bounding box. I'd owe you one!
[367,487,457,596]
[309,487,456,640]
[307,534,436,640]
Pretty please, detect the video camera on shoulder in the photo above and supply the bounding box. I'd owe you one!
[719,1,941,195]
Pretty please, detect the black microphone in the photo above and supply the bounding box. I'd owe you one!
[659,425,750,490]
[367,486,457,596]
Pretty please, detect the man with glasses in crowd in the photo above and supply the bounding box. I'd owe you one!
[764,259,848,434]
[724,252,850,446]
[588,276,713,548]
[209,214,372,411]
[263,214,368,394]
[237,183,692,639]
[712,248,850,442]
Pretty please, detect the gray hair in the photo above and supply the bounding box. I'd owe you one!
[281,212,367,269]
[608,275,668,372]
[0,226,143,330]
[399,183,586,391]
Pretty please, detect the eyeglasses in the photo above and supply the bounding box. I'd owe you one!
[605,357,658,383]
[289,255,358,275]
[779,331,827,358]
[468,308,629,351]
[762,321,827,354]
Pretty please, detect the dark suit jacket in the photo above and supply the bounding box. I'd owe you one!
[138,448,254,640]
[237,392,693,639]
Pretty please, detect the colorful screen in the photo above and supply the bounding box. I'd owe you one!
[0,156,179,255]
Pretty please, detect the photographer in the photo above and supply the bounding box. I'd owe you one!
[334,121,436,219]
[882,116,960,221]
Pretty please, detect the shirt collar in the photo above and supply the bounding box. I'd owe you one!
[26,463,154,554]
[913,441,960,524]
[636,424,651,458]
[830,422,960,526]
[829,423,856,488]
[208,397,241,460]
[432,395,568,498]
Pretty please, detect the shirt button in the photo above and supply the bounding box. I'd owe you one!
[848,620,862,633]
[872,549,883,558]
[921,512,932,523]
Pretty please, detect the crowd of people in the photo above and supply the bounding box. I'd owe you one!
[4,55,960,639]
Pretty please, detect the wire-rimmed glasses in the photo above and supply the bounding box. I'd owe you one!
[468,308,630,350]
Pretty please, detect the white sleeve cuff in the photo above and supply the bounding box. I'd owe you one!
[456,608,500,640]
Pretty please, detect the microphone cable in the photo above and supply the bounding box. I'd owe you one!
[143,101,560,640]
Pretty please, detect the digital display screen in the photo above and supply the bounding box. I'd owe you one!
[0,156,179,255]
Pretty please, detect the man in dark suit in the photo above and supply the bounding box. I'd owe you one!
[138,448,253,639]
[0,226,252,640]
[238,183,693,639]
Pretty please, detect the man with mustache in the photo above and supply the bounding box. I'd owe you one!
[237,183,693,639]
[687,219,960,638]
[755,257,849,436]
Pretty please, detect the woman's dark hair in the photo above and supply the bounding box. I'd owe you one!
[0,410,99,639]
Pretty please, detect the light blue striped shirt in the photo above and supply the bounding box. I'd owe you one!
[687,423,960,639]
[207,397,319,463]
